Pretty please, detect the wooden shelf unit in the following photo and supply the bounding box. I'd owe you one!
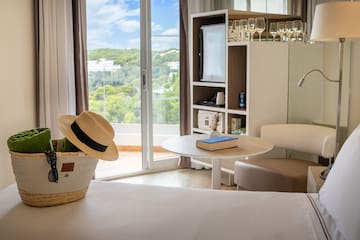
[190,9,290,138]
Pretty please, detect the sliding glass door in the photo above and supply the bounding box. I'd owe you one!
[149,0,180,168]
[87,0,179,179]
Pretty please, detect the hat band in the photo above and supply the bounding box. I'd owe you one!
[71,121,108,152]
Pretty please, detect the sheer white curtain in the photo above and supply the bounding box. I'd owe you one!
[38,0,76,138]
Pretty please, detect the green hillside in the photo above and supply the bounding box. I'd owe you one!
[87,48,179,124]
[88,48,179,66]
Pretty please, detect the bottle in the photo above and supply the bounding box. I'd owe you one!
[239,91,246,109]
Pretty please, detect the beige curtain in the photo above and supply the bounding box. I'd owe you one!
[72,0,89,114]
[35,0,88,137]
[188,0,214,14]
[289,0,307,20]
[179,0,191,168]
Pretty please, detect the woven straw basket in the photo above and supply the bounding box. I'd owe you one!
[10,151,98,207]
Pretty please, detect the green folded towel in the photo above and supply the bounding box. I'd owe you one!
[56,138,79,152]
[7,128,51,153]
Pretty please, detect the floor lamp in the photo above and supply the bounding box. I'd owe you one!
[298,1,360,178]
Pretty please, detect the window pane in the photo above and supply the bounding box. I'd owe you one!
[251,0,266,13]
[234,0,247,10]
[250,0,287,14]
[87,0,142,178]
[267,0,287,14]
[151,0,180,159]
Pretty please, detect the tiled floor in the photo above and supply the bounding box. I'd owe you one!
[96,151,237,190]
[112,168,237,191]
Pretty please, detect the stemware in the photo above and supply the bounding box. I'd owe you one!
[302,22,307,42]
[285,21,293,41]
[277,22,285,42]
[292,20,302,41]
[240,19,248,41]
[255,17,265,42]
[269,22,277,41]
[234,20,241,41]
[247,18,256,41]
[228,20,234,42]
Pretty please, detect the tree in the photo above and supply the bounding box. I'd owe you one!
[88,48,179,124]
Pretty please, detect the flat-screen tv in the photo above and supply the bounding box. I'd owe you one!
[199,23,226,83]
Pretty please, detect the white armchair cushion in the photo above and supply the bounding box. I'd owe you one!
[319,124,360,240]
[261,124,336,158]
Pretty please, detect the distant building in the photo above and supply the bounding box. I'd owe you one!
[88,58,121,72]
[160,49,179,57]
[167,61,179,71]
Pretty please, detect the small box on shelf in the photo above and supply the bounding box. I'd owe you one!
[197,110,224,133]
[230,116,246,135]
[231,117,242,130]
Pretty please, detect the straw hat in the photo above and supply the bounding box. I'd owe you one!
[58,111,119,160]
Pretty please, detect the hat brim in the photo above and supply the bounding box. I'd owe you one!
[58,115,119,161]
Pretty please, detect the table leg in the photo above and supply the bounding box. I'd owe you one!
[211,159,221,189]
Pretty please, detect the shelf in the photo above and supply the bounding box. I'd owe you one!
[191,10,291,138]
[192,81,226,88]
[192,104,226,112]
[228,108,247,115]
[192,128,211,134]
[227,41,248,47]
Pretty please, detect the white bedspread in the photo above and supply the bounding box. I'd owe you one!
[0,181,327,240]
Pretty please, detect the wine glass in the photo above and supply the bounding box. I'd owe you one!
[247,18,256,41]
[292,20,302,41]
[255,17,265,42]
[234,20,241,41]
[301,22,307,42]
[285,21,293,41]
[277,22,285,42]
[240,19,248,41]
[228,20,234,42]
[269,22,277,41]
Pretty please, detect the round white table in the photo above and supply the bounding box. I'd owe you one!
[162,135,273,189]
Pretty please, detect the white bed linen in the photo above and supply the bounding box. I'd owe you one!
[0,181,327,240]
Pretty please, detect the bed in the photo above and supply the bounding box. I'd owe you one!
[1,124,360,240]
[0,181,326,240]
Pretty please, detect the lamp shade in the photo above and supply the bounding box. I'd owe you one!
[310,1,360,42]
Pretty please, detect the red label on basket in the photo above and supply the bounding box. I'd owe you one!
[61,163,75,172]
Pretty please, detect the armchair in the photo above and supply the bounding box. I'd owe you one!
[234,124,336,192]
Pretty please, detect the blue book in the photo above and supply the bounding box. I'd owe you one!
[196,136,238,151]
[199,136,238,144]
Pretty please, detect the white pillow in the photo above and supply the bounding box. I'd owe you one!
[319,124,360,240]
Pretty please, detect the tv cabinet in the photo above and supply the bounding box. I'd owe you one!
[189,10,295,178]
[190,9,292,137]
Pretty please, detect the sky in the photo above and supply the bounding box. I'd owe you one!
[86,0,179,51]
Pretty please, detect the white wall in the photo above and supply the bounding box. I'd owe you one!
[320,41,360,135]
[349,42,360,133]
[0,0,36,189]
[288,43,324,123]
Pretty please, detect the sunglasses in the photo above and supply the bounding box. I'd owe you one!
[45,150,58,183]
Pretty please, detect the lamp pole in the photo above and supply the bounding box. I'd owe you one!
[298,39,345,159]
[335,38,345,157]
